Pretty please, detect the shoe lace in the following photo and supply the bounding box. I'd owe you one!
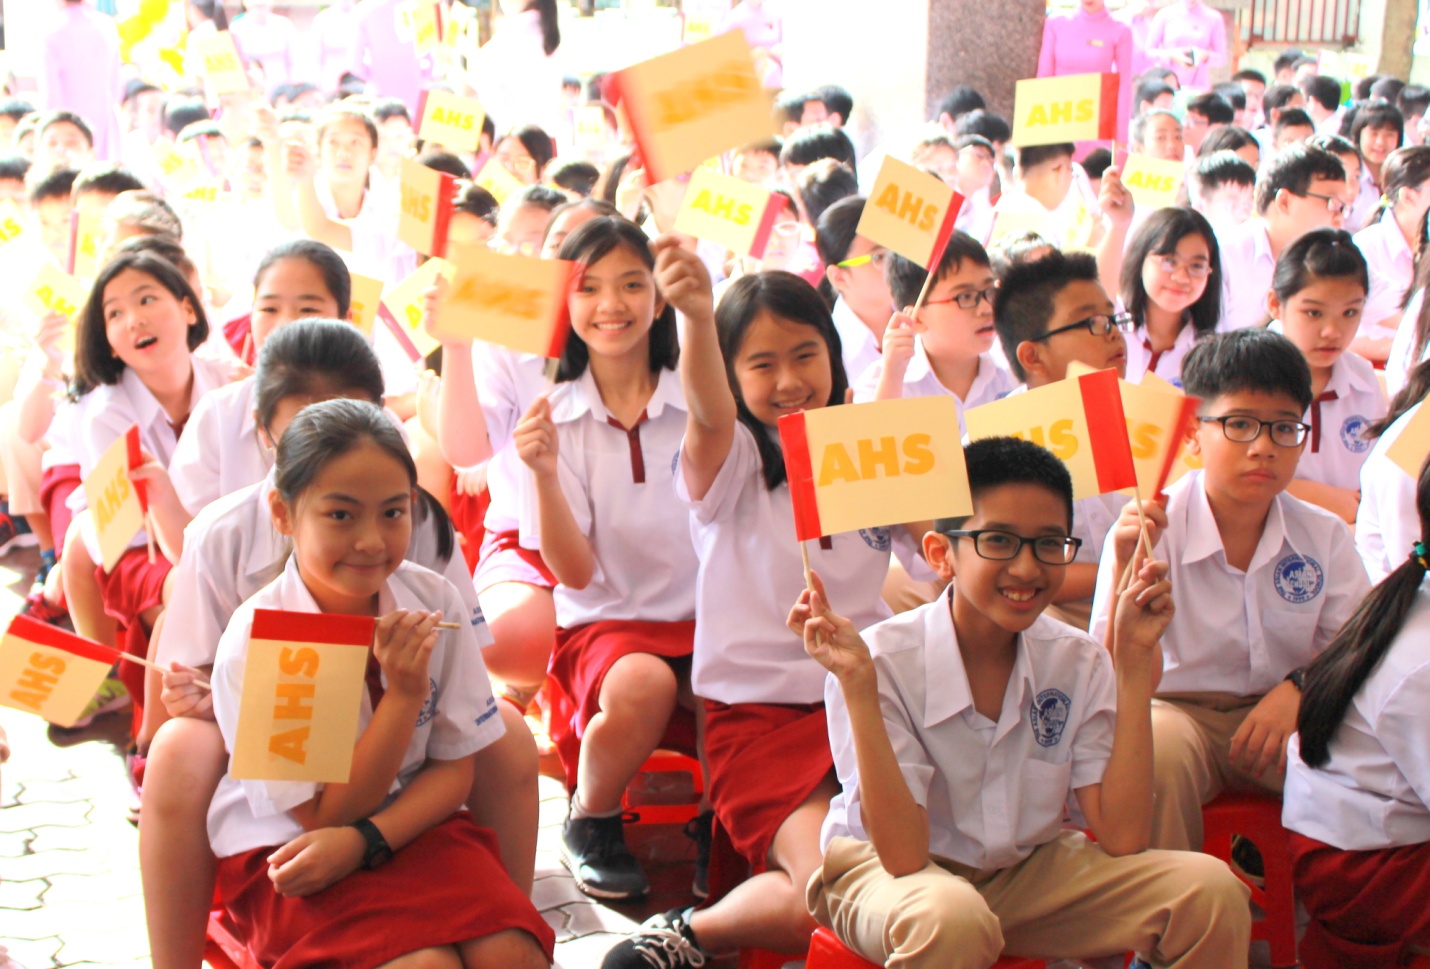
[585,812,641,864]
[628,924,707,969]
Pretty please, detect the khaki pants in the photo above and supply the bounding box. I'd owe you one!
[808,832,1250,969]
[1151,693,1284,852]
[0,400,43,516]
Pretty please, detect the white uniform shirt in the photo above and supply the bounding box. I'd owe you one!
[821,594,1117,871]
[955,186,996,247]
[473,347,548,537]
[831,298,882,388]
[1346,167,1382,237]
[517,369,697,629]
[1216,219,1276,331]
[1354,212,1415,342]
[1089,471,1368,696]
[1282,347,1386,491]
[1356,402,1420,583]
[1124,321,1199,387]
[678,422,894,705]
[207,558,504,858]
[1386,288,1427,398]
[1283,588,1430,851]
[852,343,1014,436]
[159,471,487,671]
[168,376,270,517]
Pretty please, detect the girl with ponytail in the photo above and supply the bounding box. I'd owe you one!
[1283,453,1430,968]
[1355,358,1430,580]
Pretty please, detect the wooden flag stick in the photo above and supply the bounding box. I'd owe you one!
[114,651,211,690]
[910,265,939,318]
[799,540,813,590]
[144,511,157,565]
[1130,479,1157,564]
[436,622,462,629]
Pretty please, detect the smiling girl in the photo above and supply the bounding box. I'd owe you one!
[1120,207,1221,386]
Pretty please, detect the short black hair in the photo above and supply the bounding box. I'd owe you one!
[548,158,600,198]
[1371,77,1407,105]
[1015,142,1074,171]
[164,97,210,138]
[814,84,853,124]
[1301,75,1343,113]
[508,184,566,213]
[1273,50,1308,77]
[1181,328,1313,413]
[993,249,1099,381]
[1349,99,1405,147]
[884,231,990,309]
[954,110,1011,146]
[1233,69,1267,87]
[1273,108,1314,136]
[1399,84,1430,118]
[1131,109,1180,148]
[0,154,29,183]
[1256,143,1345,214]
[796,158,857,226]
[1353,75,1386,102]
[123,79,162,104]
[415,147,470,179]
[1193,150,1256,192]
[937,86,986,124]
[1263,83,1302,115]
[455,182,500,225]
[1198,124,1257,158]
[1081,147,1112,180]
[0,98,34,123]
[30,167,78,204]
[1213,82,1247,111]
[935,436,1074,534]
[1135,78,1175,110]
[73,163,145,199]
[1187,92,1235,125]
[775,91,806,127]
[37,111,93,146]
[780,123,857,175]
[373,98,410,124]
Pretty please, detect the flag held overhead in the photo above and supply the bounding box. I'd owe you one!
[437,244,575,359]
[673,166,789,258]
[416,89,486,154]
[856,157,964,270]
[397,158,457,259]
[379,257,453,363]
[1011,73,1120,147]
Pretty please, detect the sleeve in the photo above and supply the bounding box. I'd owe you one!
[1361,265,1407,335]
[1355,461,1391,584]
[1086,527,1121,645]
[1037,17,1057,77]
[408,505,491,646]
[424,576,506,761]
[1371,662,1430,811]
[674,423,758,526]
[156,521,243,668]
[212,608,321,817]
[1145,9,1171,62]
[471,346,519,451]
[1069,646,1118,790]
[1313,522,1372,654]
[169,393,223,516]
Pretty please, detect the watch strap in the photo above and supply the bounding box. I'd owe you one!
[350,818,392,869]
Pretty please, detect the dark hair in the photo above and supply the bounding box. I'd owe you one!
[1369,359,1430,439]
[1187,92,1235,126]
[1371,76,1407,105]
[993,249,1100,382]
[1350,99,1405,149]
[1381,145,1430,209]
[525,0,560,56]
[73,163,145,199]
[1306,131,1358,162]
[937,86,985,124]
[115,233,196,279]
[1193,150,1257,194]
[1263,83,1303,116]
[814,195,864,307]
[499,125,554,175]
[1256,144,1346,215]
[885,232,990,309]
[1121,207,1221,339]
[256,318,384,434]
[1274,108,1314,137]
[953,133,995,157]
[372,98,411,124]
[1399,85,1430,119]
[454,182,500,225]
[775,92,806,127]
[814,84,853,125]
[541,198,619,248]
[30,167,78,204]
[1181,328,1313,412]
[1298,454,1430,767]
[780,123,857,176]
[1138,66,1178,87]
[1301,75,1344,113]
[0,154,29,183]
[599,152,635,208]
[1198,124,1258,159]
[37,110,93,147]
[74,251,211,396]
[0,98,34,123]
[1234,68,1268,87]
[415,147,469,179]
[177,120,224,145]
[1213,82,1247,112]
[254,239,353,318]
[715,272,847,489]
[319,105,379,150]
[509,183,565,215]
[1135,78,1175,111]
[737,137,782,160]
[797,159,857,227]
[108,190,183,239]
[1130,109,1181,149]
[954,110,1011,146]
[548,158,600,198]
[554,218,678,381]
[1015,142,1074,171]
[163,98,210,138]
[1273,50,1307,77]
[190,0,229,30]
[1082,147,1113,181]
[1354,75,1388,102]
[1271,227,1367,312]
[988,230,1056,279]
[935,436,1074,533]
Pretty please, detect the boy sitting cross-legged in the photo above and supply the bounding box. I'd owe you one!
[799,436,1251,969]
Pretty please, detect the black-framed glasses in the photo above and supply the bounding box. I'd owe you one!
[1198,415,1311,447]
[925,286,998,311]
[942,529,1083,565]
[1033,311,1134,342]
[1293,190,1347,216]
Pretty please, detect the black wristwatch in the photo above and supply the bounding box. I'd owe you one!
[350,818,393,870]
[1285,666,1307,692]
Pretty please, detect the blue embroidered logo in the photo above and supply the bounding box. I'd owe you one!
[1274,554,1324,604]
[1029,689,1072,748]
[1168,376,1184,390]
[1340,415,1371,453]
[859,527,892,552]
[415,677,439,727]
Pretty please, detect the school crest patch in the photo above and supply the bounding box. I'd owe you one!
[1274,553,1324,604]
[860,527,892,552]
[415,677,439,727]
[1029,688,1072,748]
[1340,415,1371,453]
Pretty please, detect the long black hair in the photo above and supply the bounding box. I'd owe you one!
[525,0,560,56]
[1271,227,1368,305]
[1368,359,1430,440]
[715,271,848,490]
[1121,207,1222,339]
[814,195,864,309]
[1298,454,1430,767]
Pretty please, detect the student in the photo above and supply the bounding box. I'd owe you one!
[1134,78,1177,117]
[1089,329,1370,851]
[803,436,1251,968]
[372,98,414,182]
[1355,361,1430,582]
[779,124,858,183]
[1190,150,1257,230]
[0,154,27,205]
[1273,108,1316,153]
[1214,81,1252,129]
[1118,208,1220,386]
[494,126,556,187]
[1353,146,1430,357]
[1284,455,1430,968]
[205,398,552,969]
[495,185,566,257]
[1216,144,1345,331]
[72,163,145,223]
[995,143,1101,250]
[1400,84,1430,146]
[795,158,857,228]
[1251,84,1307,160]
[1129,109,1185,162]
[168,240,351,520]
[1307,133,1366,230]
[947,134,998,243]
[1348,101,1405,232]
[601,268,900,967]
[512,218,700,900]
[935,86,986,135]
[1197,125,1260,167]
[815,196,893,383]
[1183,92,1234,153]
[33,110,95,176]
[142,322,536,968]
[855,234,1013,433]
[30,167,78,266]
[732,139,781,187]
[449,182,500,249]
[547,159,600,200]
[1302,75,1346,135]
[1267,229,1384,523]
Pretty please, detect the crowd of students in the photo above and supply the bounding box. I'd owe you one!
[0,1,1429,968]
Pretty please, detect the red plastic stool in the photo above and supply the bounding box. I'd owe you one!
[205,906,264,969]
[806,926,1047,968]
[621,750,704,826]
[1200,792,1298,968]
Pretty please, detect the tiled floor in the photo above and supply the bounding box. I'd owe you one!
[0,547,714,968]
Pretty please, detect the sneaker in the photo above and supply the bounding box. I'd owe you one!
[64,676,132,730]
[601,908,707,969]
[561,810,649,900]
[683,809,713,899]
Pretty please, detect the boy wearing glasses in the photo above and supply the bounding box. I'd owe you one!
[799,436,1250,968]
[854,233,1015,435]
[1090,330,1369,852]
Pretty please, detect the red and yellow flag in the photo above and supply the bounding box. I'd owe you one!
[0,617,120,728]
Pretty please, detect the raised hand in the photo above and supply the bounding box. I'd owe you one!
[514,395,558,477]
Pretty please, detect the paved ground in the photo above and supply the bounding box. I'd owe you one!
[0,543,715,969]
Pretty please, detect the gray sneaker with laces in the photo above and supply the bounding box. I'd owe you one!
[601,909,708,969]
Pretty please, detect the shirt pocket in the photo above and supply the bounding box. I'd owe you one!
[1262,608,1322,666]
[1019,757,1074,825]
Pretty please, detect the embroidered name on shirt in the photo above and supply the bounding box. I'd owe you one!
[1273,554,1324,604]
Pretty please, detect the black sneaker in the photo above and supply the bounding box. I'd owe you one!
[601,908,707,969]
[561,810,649,900]
[683,809,713,899]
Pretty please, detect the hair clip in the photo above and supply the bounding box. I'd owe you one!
[1414,540,1428,570]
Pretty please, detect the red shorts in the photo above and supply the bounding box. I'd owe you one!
[702,700,833,867]
[448,483,489,575]
[93,546,173,710]
[1290,831,1430,969]
[548,620,696,788]
[38,463,80,552]
[217,813,556,969]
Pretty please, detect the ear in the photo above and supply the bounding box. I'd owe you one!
[1184,423,1203,457]
[1266,289,1283,322]
[1015,339,1045,381]
[824,262,846,294]
[268,487,294,536]
[923,530,957,581]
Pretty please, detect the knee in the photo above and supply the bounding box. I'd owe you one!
[382,947,463,969]
[887,875,1001,964]
[1174,853,1252,924]
[462,930,548,969]
[146,719,227,798]
[601,655,677,713]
